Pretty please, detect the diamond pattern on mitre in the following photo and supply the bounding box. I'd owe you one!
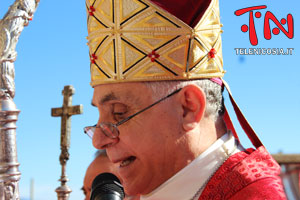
[141,37,165,49]
[189,57,220,76]
[123,11,182,51]
[215,39,223,67]
[132,62,170,78]
[197,30,219,51]
[191,38,223,75]
[196,0,220,28]
[187,39,207,71]
[87,0,225,86]
[196,9,221,49]
[128,34,177,51]
[121,40,146,72]
[91,64,110,81]
[89,35,107,54]
[87,0,96,5]
[87,14,109,54]
[88,11,107,33]
[195,0,221,48]
[214,0,220,15]
[94,0,113,23]
[211,37,223,71]
[207,58,219,71]
[98,42,115,73]
[164,43,188,69]
[121,0,148,24]
[132,12,179,28]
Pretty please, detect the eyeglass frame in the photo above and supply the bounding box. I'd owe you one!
[84,88,182,139]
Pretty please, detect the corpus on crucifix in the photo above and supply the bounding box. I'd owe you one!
[51,85,83,200]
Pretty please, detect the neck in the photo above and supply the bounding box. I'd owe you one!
[215,116,227,139]
[187,117,227,160]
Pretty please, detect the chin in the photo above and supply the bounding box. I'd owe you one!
[123,183,139,196]
[123,180,146,196]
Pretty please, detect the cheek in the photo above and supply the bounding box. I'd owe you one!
[119,114,177,194]
[120,105,179,155]
[130,123,167,160]
[138,112,180,160]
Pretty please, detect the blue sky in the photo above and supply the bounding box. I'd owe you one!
[1,0,299,199]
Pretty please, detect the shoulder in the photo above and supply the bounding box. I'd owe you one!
[229,177,285,200]
[199,146,286,200]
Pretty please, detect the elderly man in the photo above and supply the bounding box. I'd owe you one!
[84,0,286,199]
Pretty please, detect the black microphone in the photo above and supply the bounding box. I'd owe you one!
[90,172,125,200]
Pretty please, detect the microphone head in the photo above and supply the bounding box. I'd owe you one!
[90,172,125,200]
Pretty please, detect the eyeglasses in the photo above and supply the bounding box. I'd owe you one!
[84,88,182,139]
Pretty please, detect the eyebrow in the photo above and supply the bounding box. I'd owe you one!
[101,93,118,104]
[92,92,119,107]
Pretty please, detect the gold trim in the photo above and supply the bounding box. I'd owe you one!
[87,0,224,86]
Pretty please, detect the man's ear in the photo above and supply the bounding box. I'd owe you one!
[179,85,206,131]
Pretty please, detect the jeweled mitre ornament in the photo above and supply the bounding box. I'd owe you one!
[86,0,224,86]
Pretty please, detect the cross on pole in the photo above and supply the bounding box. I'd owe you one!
[51,85,83,200]
[52,85,83,152]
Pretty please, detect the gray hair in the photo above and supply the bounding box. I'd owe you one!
[144,79,225,121]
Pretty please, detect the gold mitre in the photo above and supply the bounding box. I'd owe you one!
[86,0,224,86]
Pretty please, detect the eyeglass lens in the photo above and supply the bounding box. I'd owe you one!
[99,123,119,139]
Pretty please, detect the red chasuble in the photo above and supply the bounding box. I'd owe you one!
[199,146,286,200]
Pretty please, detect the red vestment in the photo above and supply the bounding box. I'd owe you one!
[199,146,286,200]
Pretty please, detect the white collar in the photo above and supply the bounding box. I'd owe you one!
[141,132,243,200]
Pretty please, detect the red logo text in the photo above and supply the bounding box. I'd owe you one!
[235,5,294,46]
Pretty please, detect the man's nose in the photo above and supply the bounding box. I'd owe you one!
[92,127,119,149]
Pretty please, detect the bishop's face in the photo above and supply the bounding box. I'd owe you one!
[92,82,184,195]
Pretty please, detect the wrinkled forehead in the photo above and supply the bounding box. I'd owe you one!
[92,82,151,106]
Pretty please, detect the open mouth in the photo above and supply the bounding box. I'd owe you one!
[120,156,136,168]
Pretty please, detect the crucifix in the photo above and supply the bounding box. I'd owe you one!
[51,85,83,200]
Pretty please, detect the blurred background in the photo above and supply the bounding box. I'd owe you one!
[1,0,299,199]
